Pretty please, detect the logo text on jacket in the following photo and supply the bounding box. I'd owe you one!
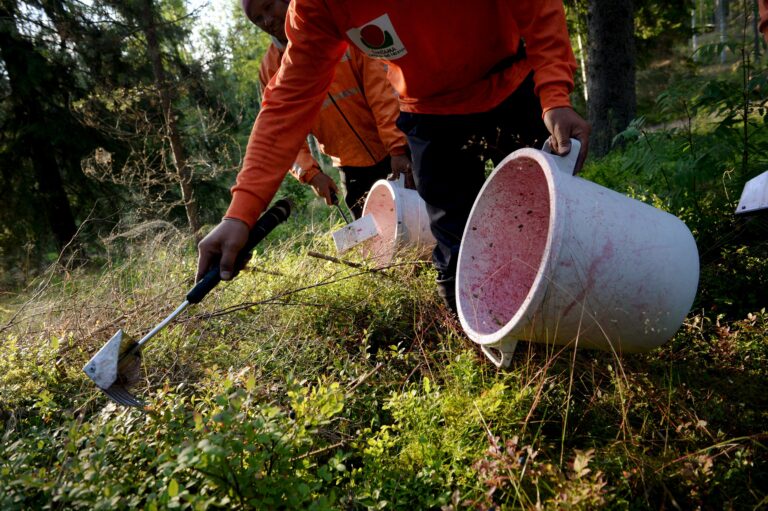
[346,14,407,60]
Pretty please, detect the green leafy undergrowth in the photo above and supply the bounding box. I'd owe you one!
[2,193,767,509]
[0,374,346,510]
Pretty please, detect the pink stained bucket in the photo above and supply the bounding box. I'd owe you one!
[457,140,700,367]
[359,177,435,265]
[458,157,552,335]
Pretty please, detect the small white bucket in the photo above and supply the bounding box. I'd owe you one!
[457,140,700,368]
[357,176,436,265]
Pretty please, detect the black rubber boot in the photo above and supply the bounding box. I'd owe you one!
[436,274,457,316]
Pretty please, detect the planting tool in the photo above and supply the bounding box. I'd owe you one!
[330,190,351,225]
[83,199,292,407]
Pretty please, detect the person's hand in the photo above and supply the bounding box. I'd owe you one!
[196,218,250,282]
[543,107,591,174]
[308,172,339,205]
[388,153,415,189]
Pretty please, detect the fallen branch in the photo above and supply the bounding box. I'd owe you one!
[307,250,371,270]
[347,362,384,394]
[290,440,347,462]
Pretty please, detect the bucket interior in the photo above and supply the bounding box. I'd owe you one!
[361,182,397,262]
[458,157,551,336]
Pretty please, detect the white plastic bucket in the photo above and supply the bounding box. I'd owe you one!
[359,176,436,264]
[456,140,700,368]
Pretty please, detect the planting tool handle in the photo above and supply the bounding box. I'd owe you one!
[542,138,581,176]
[186,199,292,304]
[330,191,351,225]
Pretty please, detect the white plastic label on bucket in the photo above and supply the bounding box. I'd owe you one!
[355,176,436,265]
[457,139,700,368]
[332,214,380,254]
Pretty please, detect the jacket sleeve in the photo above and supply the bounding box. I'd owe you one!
[226,0,347,227]
[760,0,768,43]
[258,44,280,94]
[260,43,322,185]
[355,50,408,156]
[512,0,576,113]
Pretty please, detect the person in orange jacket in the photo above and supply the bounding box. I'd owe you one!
[198,1,591,313]
[760,0,768,43]
[251,1,411,219]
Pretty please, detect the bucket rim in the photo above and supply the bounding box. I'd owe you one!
[457,147,566,348]
[361,178,408,258]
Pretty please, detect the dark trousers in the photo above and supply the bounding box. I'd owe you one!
[395,73,549,309]
[339,156,391,219]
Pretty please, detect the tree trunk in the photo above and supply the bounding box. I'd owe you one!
[575,23,589,102]
[29,142,79,250]
[754,0,762,60]
[692,7,699,60]
[586,0,637,157]
[716,0,728,63]
[138,0,202,241]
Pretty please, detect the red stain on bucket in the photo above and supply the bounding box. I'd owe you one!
[560,239,613,318]
[458,157,550,335]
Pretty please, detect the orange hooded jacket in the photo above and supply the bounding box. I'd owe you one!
[760,0,768,43]
[259,43,407,185]
[228,1,577,227]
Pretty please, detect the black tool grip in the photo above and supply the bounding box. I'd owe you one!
[186,199,292,304]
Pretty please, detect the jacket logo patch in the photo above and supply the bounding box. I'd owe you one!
[346,14,407,60]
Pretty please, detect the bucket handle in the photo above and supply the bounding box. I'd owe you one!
[388,174,406,188]
[542,138,581,176]
[480,340,518,369]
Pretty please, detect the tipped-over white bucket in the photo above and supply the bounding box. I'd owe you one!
[457,139,700,368]
[359,176,436,265]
